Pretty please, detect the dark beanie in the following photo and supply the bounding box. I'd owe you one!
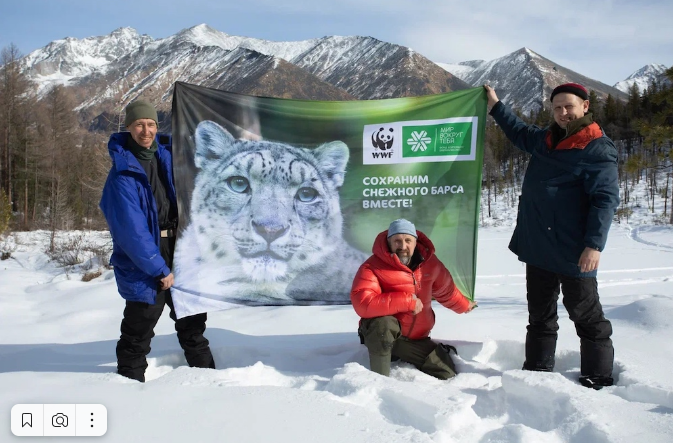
[550,83,588,102]
[124,100,158,127]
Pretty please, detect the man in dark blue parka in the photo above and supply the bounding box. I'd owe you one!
[100,100,215,382]
[484,83,619,389]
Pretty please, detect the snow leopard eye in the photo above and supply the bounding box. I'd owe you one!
[296,187,318,203]
[227,176,250,194]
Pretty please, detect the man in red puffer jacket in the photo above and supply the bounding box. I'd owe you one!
[350,219,477,379]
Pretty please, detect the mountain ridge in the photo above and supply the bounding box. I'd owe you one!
[11,24,665,128]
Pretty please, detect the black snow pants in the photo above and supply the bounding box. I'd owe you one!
[523,264,614,378]
[116,237,215,382]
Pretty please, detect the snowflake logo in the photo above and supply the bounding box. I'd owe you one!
[407,130,431,152]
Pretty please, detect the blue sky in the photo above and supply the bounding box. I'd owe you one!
[1,0,670,86]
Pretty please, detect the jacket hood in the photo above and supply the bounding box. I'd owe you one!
[371,229,435,267]
[108,132,134,173]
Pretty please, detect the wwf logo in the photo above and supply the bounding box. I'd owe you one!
[371,127,394,150]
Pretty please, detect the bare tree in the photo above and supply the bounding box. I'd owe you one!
[41,85,79,236]
[0,44,29,215]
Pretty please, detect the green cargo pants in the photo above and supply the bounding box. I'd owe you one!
[359,316,457,380]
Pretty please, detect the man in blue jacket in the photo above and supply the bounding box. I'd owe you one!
[100,100,215,382]
[484,83,619,389]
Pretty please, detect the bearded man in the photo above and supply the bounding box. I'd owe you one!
[350,219,476,379]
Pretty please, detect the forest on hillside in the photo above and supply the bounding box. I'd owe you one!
[1,43,672,238]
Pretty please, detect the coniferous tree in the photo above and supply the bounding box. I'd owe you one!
[588,90,605,124]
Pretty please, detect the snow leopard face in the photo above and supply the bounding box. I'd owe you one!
[174,120,365,304]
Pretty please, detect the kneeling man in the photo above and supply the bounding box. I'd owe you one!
[350,219,476,379]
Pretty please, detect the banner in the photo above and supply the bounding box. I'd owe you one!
[170,82,486,318]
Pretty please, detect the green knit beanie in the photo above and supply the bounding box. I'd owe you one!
[124,100,158,127]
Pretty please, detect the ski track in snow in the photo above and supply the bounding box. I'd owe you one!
[478,268,673,289]
[478,226,673,292]
[628,225,673,250]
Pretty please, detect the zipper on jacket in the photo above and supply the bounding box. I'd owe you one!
[406,272,419,337]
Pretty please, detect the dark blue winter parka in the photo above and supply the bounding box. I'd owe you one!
[490,101,620,278]
[100,132,175,303]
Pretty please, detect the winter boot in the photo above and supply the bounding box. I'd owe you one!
[579,375,613,390]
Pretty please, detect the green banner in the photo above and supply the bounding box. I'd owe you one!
[170,82,486,317]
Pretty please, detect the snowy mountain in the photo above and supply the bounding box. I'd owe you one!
[614,63,669,94]
[435,60,484,82]
[16,24,660,126]
[16,24,468,130]
[436,48,627,115]
[76,37,355,127]
[20,27,153,96]
[175,24,319,62]
[72,25,356,113]
[289,36,469,99]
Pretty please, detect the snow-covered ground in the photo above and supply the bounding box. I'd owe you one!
[1,180,672,442]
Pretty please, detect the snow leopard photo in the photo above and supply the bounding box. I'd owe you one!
[173,120,368,305]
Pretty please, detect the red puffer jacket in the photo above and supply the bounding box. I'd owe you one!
[350,229,470,340]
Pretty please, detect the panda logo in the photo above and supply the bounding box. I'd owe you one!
[371,127,394,150]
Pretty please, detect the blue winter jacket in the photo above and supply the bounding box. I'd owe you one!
[99,132,176,303]
[490,101,620,277]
